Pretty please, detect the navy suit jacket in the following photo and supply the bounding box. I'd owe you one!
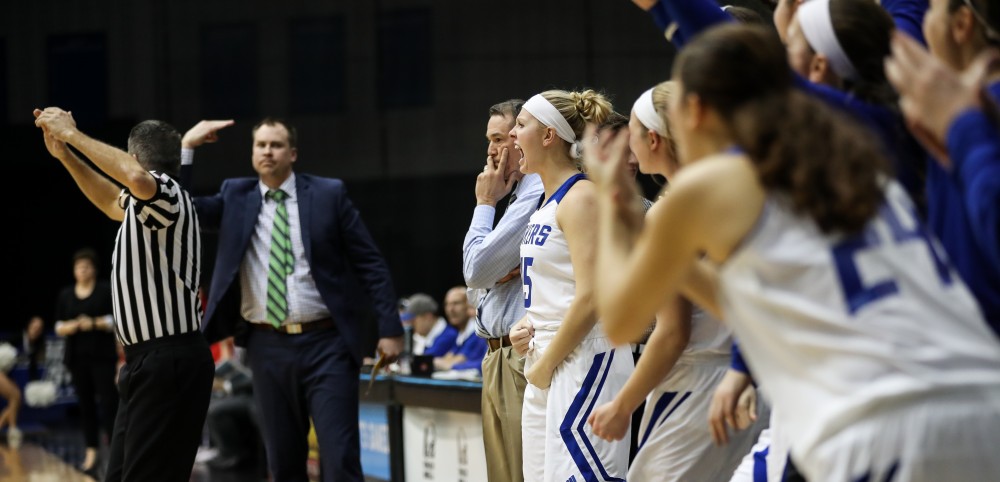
[192,173,403,363]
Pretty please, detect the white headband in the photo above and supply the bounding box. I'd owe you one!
[632,88,667,138]
[797,0,859,81]
[523,94,583,159]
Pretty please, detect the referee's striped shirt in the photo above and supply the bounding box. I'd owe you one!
[111,171,202,345]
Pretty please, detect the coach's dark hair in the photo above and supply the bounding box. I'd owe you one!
[128,120,182,178]
[676,24,886,234]
[488,99,525,121]
[253,117,298,148]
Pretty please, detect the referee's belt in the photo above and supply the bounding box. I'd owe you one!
[251,318,334,335]
[486,335,512,351]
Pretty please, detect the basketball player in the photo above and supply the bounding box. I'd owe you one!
[586,82,765,481]
[508,89,634,482]
[587,24,1000,481]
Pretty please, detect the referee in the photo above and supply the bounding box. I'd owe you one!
[34,108,214,482]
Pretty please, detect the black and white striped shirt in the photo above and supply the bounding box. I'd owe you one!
[111,172,202,345]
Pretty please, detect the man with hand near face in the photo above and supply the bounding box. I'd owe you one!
[463,99,543,482]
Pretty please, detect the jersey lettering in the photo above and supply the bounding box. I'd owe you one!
[522,224,552,246]
[833,202,952,314]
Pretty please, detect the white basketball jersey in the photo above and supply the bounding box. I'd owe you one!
[521,174,586,333]
[718,181,1000,461]
[685,306,731,357]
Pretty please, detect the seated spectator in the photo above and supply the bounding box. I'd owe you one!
[21,316,46,381]
[434,286,488,373]
[204,340,260,471]
[407,293,458,357]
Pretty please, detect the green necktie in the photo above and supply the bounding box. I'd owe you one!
[266,189,292,328]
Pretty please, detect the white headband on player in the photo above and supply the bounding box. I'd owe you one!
[632,88,667,138]
[797,0,859,81]
[523,94,583,159]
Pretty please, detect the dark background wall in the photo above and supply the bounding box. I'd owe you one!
[1,0,677,344]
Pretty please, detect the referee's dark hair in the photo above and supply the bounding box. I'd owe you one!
[128,120,182,178]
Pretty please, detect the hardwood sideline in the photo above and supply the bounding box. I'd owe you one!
[0,443,96,481]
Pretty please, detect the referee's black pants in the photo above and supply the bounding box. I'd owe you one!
[104,331,214,482]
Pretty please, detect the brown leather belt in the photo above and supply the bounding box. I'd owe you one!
[487,335,512,351]
[252,318,334,335]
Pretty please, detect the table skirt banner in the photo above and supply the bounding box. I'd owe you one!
[402,406,487,482]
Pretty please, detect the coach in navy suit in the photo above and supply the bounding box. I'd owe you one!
[181,118,404,482]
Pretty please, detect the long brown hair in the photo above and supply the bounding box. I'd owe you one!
[675,24,887,234]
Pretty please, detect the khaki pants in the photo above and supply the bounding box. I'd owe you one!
[481,345,528,482]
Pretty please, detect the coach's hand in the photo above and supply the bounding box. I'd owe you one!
[376,336,404,363]
[182,119,235,149]
[588,399,631,441]
[476,147,517,206]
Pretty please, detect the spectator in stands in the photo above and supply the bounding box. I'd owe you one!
[204,340,260,471]
[435,286,488,372]
[407,293,458,357]
[22,315,46,381]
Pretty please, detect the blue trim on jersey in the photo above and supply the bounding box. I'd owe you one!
[576,350,625,482]
[543,173,587,208]
[636,390,691,450]
[852,460,900,482]
[561,352,606,482]
[753,446,769,482]
[559,351,624,482]
[655,392,691,429]
[884,462,899,481]
[639,391,677,449]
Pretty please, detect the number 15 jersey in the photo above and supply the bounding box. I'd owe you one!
[520,174,586,334]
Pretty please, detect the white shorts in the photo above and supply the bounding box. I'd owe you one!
[802,387,1000,482]
[522,333,634,482]
[729,427,773,482]
[628,356,768,481]
[730,390,787,482]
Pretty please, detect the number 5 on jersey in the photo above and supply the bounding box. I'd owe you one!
[522,257,534,308]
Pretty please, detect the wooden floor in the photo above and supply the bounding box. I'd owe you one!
[0,442,269,482]
[0,442,96,482]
